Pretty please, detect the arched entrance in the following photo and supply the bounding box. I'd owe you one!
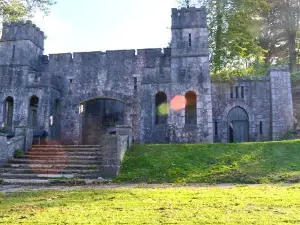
[82,98,125,144]
[228,107,249,143]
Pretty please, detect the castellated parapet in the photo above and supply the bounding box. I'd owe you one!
[1,20,44,49]
[0,6,294,146]
[172,6,207,29]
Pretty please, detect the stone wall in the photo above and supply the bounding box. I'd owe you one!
[270,66,294,140]
[100,131,132,177]
[0,134,24,166]
[212,77,271,142]
[0,7,294,145]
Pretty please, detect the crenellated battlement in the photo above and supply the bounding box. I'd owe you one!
[172,6,207,29]
[1,20,44,49]
[43,48,172,64]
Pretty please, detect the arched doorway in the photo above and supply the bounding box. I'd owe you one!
[82,98,125,144]
[227,107,249,143]
[3,96,14,129]
[28,95,39,128]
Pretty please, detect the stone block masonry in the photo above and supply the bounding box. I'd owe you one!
[0,6,294,145]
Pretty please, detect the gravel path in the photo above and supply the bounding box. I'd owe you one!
[1,183,295,194]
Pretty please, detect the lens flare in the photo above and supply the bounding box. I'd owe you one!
[157,103,170,116]
[170,95,186,111]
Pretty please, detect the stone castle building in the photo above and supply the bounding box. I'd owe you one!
[0,7,294,145]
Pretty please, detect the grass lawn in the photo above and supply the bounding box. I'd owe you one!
[1,185,300,224]
[116,140,300,183]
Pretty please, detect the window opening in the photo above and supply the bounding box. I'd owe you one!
[188,33,192,47]
[185,91,197,124]
[134,77,137,91]
[230,87,234,98]
[155,92,168,125]
[235,86,239,98]
[215,121,218,135]
[260,121,263,134]
[241,86,244,99]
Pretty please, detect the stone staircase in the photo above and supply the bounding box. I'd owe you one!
[0,145,110,185]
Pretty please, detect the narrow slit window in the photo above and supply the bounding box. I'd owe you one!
[12,45,15,59]
[241,86,244,98]
[235,86,239,98]
[230,87,234,98]
[188,33,192,47]
[69,79,73,91]
[215,121,218,135]
[260,121,263,134]
[134,77,137,91]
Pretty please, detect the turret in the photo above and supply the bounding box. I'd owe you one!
[171,6,209,57]
[1,20,44,49]
[0,20,44,69]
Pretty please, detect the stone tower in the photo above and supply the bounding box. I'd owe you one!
[0,20,44,69]
[169,6,213,143]
[0,21,54,133]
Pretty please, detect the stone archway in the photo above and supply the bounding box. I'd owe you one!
[227,106,249,143]
[82,98,125,145]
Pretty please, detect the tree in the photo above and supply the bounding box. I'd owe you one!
[194,0,267,78]
[259,0,300,73]
[0,0,56,22]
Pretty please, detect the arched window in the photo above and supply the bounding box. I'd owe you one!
[28,95,39,128]
[3,96,14,129]
[185,91,197,124]
[227,106,249,143]
[155,92,168,125]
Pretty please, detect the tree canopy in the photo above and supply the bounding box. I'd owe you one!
[0,0,56,22]
[179,0,300,79]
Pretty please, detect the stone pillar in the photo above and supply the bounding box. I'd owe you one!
[100,134,119,177]
[14,126,34,151]
[270,66,294,140]
[116,125,133,147]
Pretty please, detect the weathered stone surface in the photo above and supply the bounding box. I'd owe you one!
[0,7,294,145]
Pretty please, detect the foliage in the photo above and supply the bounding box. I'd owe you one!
[0,0,56,22]
[178,0,300,78]
[13,149,24,158]
[117,140,300,184]
[195,0,268,79]
[260,0,300,73]
[1,186,300,224]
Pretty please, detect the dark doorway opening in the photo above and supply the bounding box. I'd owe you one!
[82,98,125,145]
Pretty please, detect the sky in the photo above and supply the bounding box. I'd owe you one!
[33,0,179,54]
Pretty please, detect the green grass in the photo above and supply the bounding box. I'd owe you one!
[1,185,300,224]
[116,140,300,184]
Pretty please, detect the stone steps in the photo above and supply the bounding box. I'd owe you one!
[17,155,99,160]
[0,144,108,186]
[10,158,100,164]
[25,151,101,156]
[0,173,100,179]
[4,163,99,169]
[0,168,100,174]
[1,178,107,185]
